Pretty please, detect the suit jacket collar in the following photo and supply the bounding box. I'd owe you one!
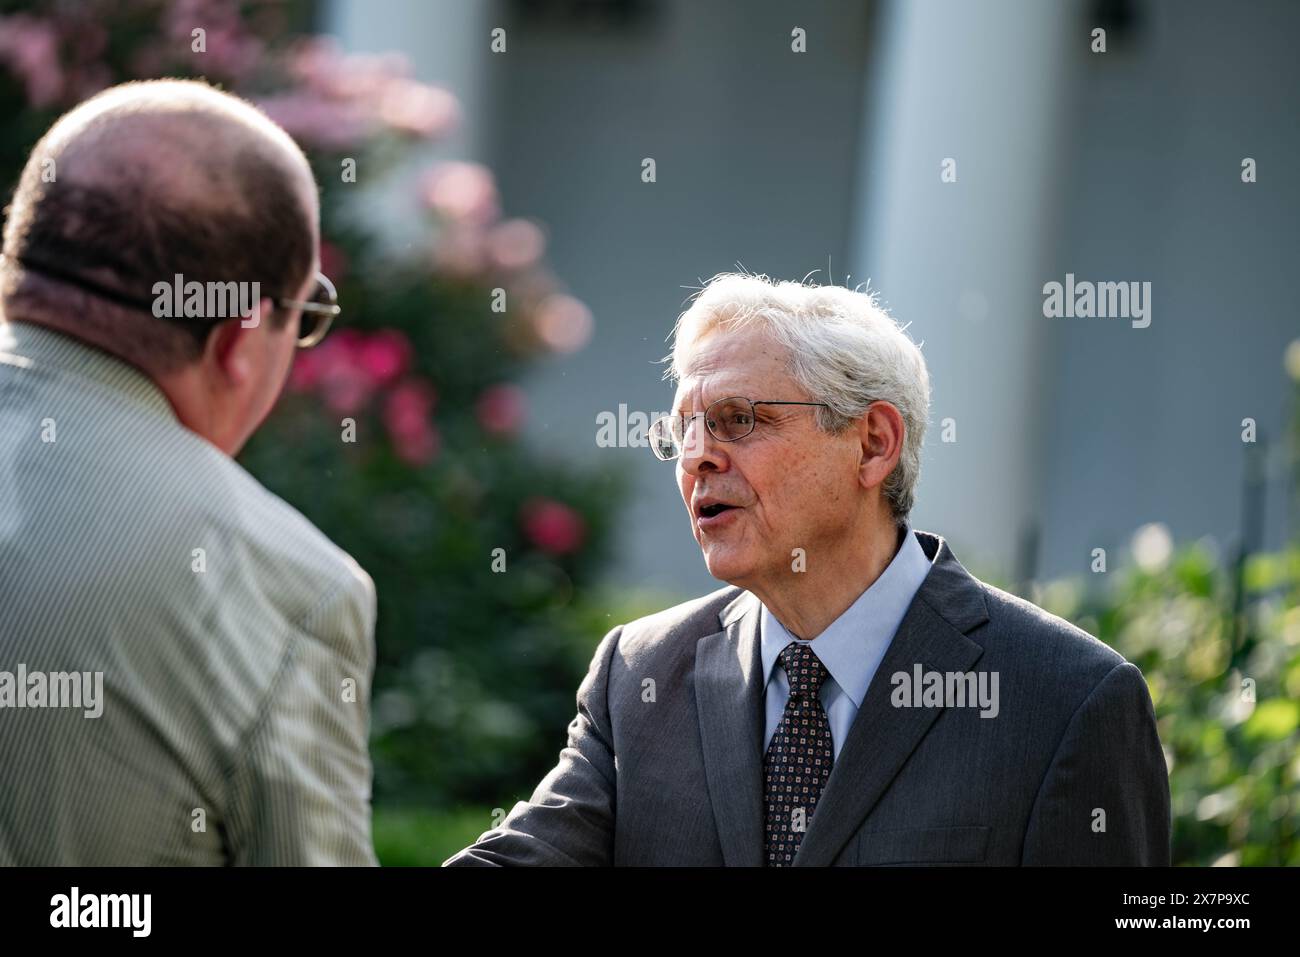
[695,529,990,866]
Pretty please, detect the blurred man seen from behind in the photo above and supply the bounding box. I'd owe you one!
[0,79,377,865]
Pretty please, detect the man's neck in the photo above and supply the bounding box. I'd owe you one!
[747,521,906,641]
[10,314,224,452]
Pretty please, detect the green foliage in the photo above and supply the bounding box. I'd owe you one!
[1034,542,1300,866]
[373,805,494,868]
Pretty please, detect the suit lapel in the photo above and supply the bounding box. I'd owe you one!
[695,589,766,866]
[792,531,990,865]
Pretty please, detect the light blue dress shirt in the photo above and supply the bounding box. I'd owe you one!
[761,525,934,760]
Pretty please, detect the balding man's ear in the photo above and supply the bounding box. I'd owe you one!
[207,316,258,387]
[856,401,905,492]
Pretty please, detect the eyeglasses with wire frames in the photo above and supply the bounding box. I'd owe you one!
[648,396,831,461]
[280,272,340,348]
[4,253,340,349]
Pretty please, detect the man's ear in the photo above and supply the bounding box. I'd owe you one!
[206,296,273,386]
[856,401,905,491]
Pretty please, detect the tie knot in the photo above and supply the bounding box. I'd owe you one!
[778,641,829,699]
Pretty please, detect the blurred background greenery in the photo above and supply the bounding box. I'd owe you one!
[1,0,1295,866]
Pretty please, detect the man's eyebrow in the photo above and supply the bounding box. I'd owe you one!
[674,389,752,415]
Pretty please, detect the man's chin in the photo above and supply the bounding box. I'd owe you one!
[700,548,754,587]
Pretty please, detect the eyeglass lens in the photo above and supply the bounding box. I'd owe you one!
[650,397,756,459]
[298,279,332,339]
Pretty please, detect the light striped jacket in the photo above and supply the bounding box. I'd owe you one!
[0,320,378,865]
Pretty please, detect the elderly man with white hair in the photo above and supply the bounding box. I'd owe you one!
[446,272,1171,867]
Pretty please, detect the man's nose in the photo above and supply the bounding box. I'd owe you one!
[679,417,728,475]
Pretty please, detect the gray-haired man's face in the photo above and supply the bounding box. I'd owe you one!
[672,331,864,590]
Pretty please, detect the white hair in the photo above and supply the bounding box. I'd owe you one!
[666,271,931,527]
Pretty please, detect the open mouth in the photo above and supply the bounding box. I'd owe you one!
[697,502,739,519]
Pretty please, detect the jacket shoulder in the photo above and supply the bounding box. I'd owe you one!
[109,418,375,652]
[215,456,376,640]
[971,580,1138,713]
[978,581,1121,658]
[615,584,743,658]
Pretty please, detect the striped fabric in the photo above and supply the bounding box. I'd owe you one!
[0,320,378,865]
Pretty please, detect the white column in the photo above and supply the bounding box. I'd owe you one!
[848,0,1083,580]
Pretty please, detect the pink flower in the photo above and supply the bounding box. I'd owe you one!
[0,15,65,108]
[256,91,371,151]
[383,378,438,465]
[320,365,375,415]
[476,384,528,437]
[521,499,586,556]
[276,42,459,146]
[532,294,594,354]
[164,0,232,43]
[199,25,263,78]
[421,161,499,226]
[379,79,459,139]
[284,36,347,95]
[287,348,323,393]
[384,378,437,430]
[431,224,489,279]
[330,328,367,353]
[384,380,439,465]
[357,330,412,387]
[162,0,261,80]
[487,219,546,272]
[288,328,357,393]
[392,421,440,466]
[288,329,375,414]
[336,51,413,100]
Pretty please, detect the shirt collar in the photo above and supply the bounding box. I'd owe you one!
[0,319,176,419]
[760,524,934,708]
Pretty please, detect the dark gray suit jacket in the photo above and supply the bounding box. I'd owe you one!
[445,530,1171,866]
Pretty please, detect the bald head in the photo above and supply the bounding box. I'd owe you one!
[2,79,318,370]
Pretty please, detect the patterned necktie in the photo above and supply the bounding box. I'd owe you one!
[763,641,834,866]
